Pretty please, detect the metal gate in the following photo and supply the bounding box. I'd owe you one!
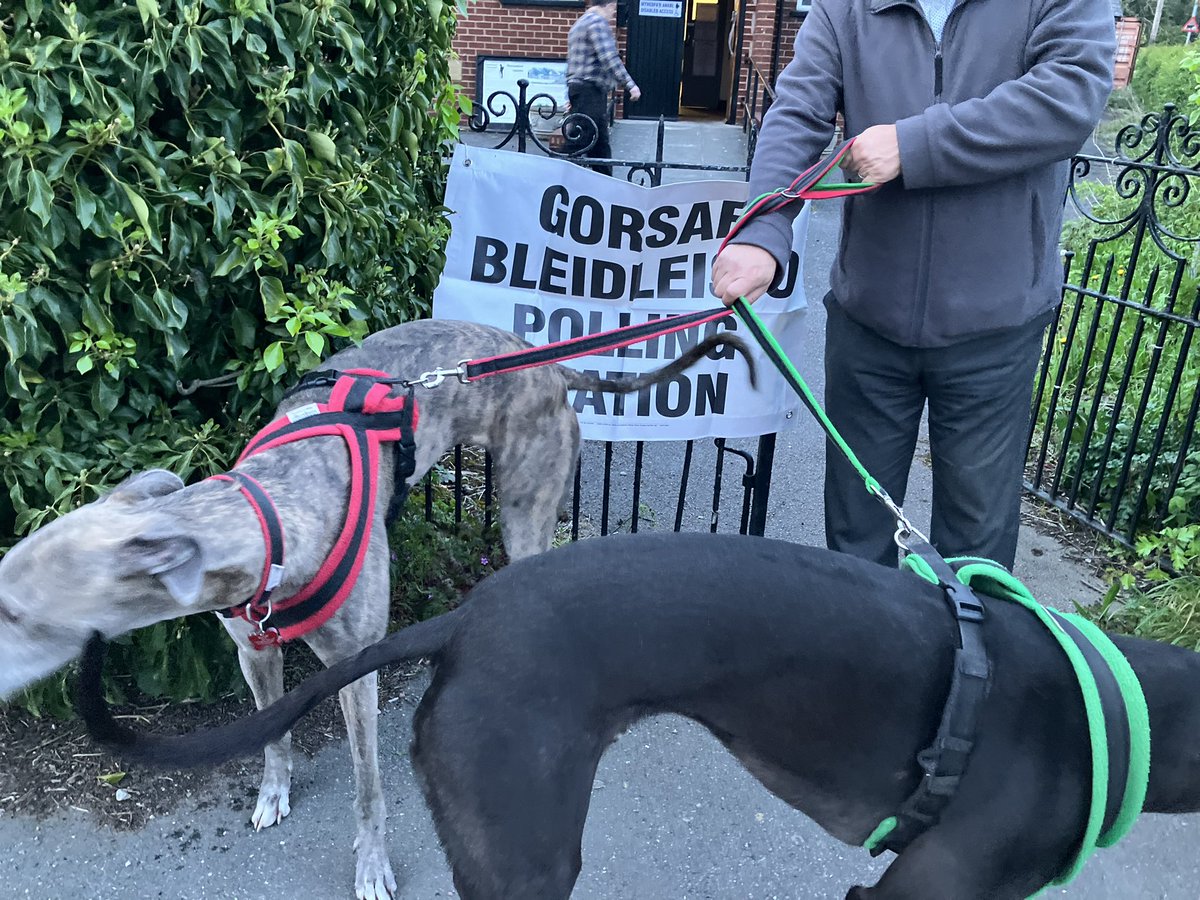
[431,78,776,546]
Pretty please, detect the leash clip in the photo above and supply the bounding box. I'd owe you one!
[410,360,470,389]
[867,483,929,550]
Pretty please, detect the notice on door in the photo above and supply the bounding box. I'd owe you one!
[640,0,683,17]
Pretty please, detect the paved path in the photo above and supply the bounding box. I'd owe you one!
[5,121,1199,899]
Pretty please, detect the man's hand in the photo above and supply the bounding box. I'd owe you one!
[711,243,777,307]
[629,84,642,102]
[845,124,901,184]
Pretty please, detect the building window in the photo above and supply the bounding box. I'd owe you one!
[794,0,812,13]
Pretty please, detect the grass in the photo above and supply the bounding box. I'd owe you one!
[1079,575,1200,649]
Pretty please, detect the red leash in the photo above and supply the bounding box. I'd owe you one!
[419,141,881,387]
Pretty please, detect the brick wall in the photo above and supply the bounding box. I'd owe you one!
[736,3,803,121]
[451,0,796,125]
[452,0,627,109]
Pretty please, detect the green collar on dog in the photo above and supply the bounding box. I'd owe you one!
[868,557,1151,894]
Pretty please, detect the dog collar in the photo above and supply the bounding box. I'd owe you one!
[209,471,286,649]
[217,369,418,648]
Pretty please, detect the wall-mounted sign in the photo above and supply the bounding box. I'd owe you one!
[476,56,569,127]
[640,0,683,17]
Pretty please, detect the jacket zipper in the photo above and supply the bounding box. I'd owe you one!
[913,6,951,342]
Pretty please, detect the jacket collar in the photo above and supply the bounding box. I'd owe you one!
[868,0,972,14]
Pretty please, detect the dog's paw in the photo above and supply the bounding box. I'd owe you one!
[354,840,397,900]
[250,786,291,831]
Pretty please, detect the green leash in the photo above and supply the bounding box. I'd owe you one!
[730,297,1151,891]
[731,298,921,542]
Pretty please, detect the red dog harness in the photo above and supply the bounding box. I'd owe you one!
[216,368,418,649]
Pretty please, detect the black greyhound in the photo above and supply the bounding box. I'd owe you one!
[76,531,1200,899]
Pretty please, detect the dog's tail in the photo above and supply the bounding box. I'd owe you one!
[562,333,757,393]
[75,609,464,769]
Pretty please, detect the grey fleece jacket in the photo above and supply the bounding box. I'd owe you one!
[733,0,1116,347]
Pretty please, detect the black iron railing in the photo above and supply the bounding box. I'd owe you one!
[451,85,1200,552]
[1028,104,1200,548]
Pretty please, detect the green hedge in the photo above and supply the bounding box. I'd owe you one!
[0,0,459,544]
[0,0,460,712]
[1129,44,1196,114]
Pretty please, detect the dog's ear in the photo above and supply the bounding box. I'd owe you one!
[107,469,185,504]
[120,527,206,607]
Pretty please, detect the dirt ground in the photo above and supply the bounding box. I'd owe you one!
[0,651,423,831]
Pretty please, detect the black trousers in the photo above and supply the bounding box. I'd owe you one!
[822,294,1051,571]
[565,81,612,176]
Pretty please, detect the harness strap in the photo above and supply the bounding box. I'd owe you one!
[865,536,990,858]
[221,369,418,644]
[949,561,1150,892]
[1047,610,1131,839]
[209,471,286,647]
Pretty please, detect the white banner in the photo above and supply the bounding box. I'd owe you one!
[433,144,812,441]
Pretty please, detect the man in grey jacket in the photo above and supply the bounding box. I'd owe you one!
[712,0,1115,570]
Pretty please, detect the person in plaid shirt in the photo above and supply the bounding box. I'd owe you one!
[565,0,641,175]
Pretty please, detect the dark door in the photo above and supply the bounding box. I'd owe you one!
[681,0,728,110]
[622,0,686,119]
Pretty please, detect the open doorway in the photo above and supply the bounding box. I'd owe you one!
[622,0,734,120]
[680,0,733,116]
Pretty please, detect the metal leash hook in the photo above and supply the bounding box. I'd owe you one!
[407,360,471,389]
[867,482,930,551]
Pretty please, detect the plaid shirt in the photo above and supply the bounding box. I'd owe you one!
[567,10,635,92]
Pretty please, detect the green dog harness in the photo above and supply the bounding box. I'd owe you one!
[727,299,1150,893]
[866,554,1151,893]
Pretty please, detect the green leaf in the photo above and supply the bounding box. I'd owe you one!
[26,170,54,227]
[136,0,160,26]
[74,182,98,230]
[231,306,257,348]
[119,181,160,250]
[97,771,126,786]
[263,341,285,372]
[76,355,95,374]
[33,78,62,138]
[259,276,287,319]
[4,157,22,200]
[306,128,337,164]
[304,331,325,357]
[212,245,247,278]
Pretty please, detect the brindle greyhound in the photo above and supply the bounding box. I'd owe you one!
[74,531,1200,899]
[0,318,753,900]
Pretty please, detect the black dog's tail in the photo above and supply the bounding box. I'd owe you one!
[562,333,757,394]
[75,609,464,769]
